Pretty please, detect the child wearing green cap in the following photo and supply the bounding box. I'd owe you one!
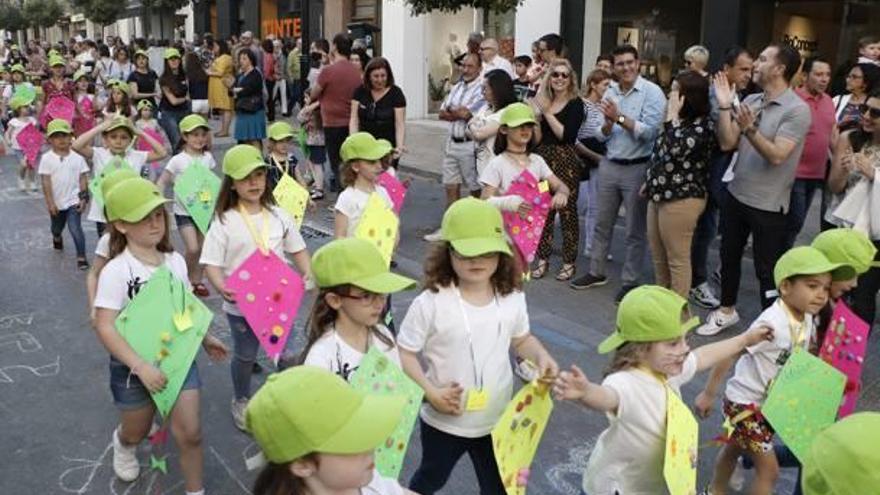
[4,96,38,192]
[93,177,227,494]
[398,197,558,494]
[73,70,97,137]
[156,114,215,296]
[296,92,327,200]
[133,99,168,181]
[102,80,134,117]
[265,121,304,192]
[551,285,771,495]
[41,54,75,106]
[301,238,416,379]
[200,144,312,431]
[245,366,418,495]
[333,132,396,238]
[800,412,880,495]
[698,246,854,495]
[38,119,90,269]
[75,115,168,236]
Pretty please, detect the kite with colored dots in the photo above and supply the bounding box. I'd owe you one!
[377,171,407,214]
[174,161,221,235]
[355,192,398,267]
[491,381,553,495]
[501,170,552,264]
[225,250,306,362]
[663,387,698,495]
[273,174,310,228]
[42,95,76,127]
[349,348,423,479]
[819,301,869,418]
[16,123,44,168]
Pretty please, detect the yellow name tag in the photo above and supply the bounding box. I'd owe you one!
[173,308,193,332]
[538,181,550,193]
[466,388,489,411]
[198,190,212,203]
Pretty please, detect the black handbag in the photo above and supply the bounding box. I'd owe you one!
[236,93,262,113]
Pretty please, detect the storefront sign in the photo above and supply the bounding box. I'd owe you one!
[783,34,819,54]
[617,27,640,49]
[262,17,302,39]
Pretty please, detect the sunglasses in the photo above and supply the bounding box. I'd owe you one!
[551,71,570,79]
[860,104,880,119]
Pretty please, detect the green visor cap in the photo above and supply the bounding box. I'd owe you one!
[10,64,25,74]
[136,99,154,111]
[812,228,878,277]
[500,102,537,127]
[105,177,169,223]
[440,197,511,257]
[245,366,406,463]
[9,96,31,110]
[222,144,267,180]
[773,246,854,287]
[164,48,181,60]
[73,69,89,81]
[103,116,135,135]
[312,238,416,293]
[48,55,65,67]
[801,412,880,495]
[268,121,296,141]
[134,50,149,60]
[46,119,74,137]
[340,132,393,162]
[598,285,699,354]
[100,167,140,198]
[179,114,210,133]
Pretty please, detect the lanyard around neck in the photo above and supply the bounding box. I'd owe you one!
[238,204,269,254]
[777,299,807,350]
[453,286,502,390]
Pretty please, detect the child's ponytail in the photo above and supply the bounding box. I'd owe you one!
[252,459,311,495]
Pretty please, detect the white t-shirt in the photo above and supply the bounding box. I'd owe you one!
[95,232,110,258]
[94,248,189,310]
[397,285,529,438]
[724,300,814,405]
[334,186,394,237]
[479,153,555,194]
[163,151,217,216]
[38,150,90,209]
[6,116,37,151]
[362,469,405,495]
[304,325,400,382]
[583,352,699,495]
[199,206,307,316]
[86,147,149,223]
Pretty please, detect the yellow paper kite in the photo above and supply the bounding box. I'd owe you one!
[491,381,554,495]
[663,387,698,495]
[354,193,398,267]
[273,174,310,227]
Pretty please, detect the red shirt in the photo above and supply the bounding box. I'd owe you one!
[316,60,362,127]
[794,87,835,179]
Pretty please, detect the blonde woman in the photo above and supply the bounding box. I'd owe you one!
[530,58,584,280]
[684,45,710,76]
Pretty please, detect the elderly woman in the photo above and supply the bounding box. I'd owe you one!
[683,45,710,77]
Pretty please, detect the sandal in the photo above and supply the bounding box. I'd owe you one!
[555,263,576,281]
[531,259,549,279]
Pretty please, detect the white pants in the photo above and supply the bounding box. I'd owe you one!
[272,79,288,114]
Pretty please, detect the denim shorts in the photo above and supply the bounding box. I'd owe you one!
[109,357,200,410]
[308,145,326,164]
[174,214,195,229]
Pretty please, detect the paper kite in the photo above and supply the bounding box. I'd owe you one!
[115,266,213,417]
[225,250,306,362]
[377,171,407,215]
[355,193,398,267]
[88,157,131,208]
[136,126,165,166]
[501,170,551,264]
[762,349,846,462]
[819,301,869,418]
[173,161,221,234]
[664,387,698,495]
[44,96,76,126]
[16,123,44,168]
[73,97,96,136]
[349,348,424,478]
[492,381,554,495]
[273,174,310,227]
[12,85,36,105]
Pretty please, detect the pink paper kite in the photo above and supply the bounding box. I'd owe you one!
[16,123,44,168]
[74,97,96,136]
[137,126,165,168]
[377,171,407,215]
[819,301,869,418]
[225,250,306,361]
[501,170,551,264]
[45,96,76,125]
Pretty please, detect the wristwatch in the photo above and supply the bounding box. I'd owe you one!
[617,115,626,126]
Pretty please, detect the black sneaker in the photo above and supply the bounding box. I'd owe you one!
[252,362,263,374]
[615,285,638,305]
[77,259,90,271]
[52,236,63,250]
[569,273,608,290]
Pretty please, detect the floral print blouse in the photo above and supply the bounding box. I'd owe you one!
[646,117,716,203]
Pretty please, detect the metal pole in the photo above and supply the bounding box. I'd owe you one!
[299,0,310,105]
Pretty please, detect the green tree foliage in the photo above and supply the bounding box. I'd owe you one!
[140,0,189,9]
[71,0,126,28]
[0,3,28,33]
[23,0,65,29]
[404,0,524,15]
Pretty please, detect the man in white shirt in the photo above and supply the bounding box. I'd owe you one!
[479,38,514,78]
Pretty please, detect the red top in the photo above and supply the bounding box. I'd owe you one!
[317,60,362,128]
[42,78,76,103]
[263,52,276,82]
[794,87,836,179]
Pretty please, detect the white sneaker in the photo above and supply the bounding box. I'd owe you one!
[423,228,443,242]
[231,398,249,432]
[729,456,746,491]
[696,309,740,336]
[17,177,25,191]
[690,282,721,309]
[112,427,140,482]
[513,359,539,382]
[30,181,39,192]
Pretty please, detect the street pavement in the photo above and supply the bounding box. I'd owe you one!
[1,119,878,495]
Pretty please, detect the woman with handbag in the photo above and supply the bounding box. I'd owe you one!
[207,39,234,137]
[233,48,266,148]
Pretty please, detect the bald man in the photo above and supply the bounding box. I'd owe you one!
[479,38,514,78]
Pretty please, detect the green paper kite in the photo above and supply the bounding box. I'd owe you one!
[115,267,213,417]
[762,349,846,462]
[88,157,130,209]
[150,454,168,474]
[349,348,423,478]
[12,84,36,105]
[173,161,221,234]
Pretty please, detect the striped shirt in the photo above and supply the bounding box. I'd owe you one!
[441,76,485,139]
[577,99,607,141]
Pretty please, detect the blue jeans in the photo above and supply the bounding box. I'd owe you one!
[227,313,261,400]
[51,207,86,258]
[691,151,731,286]
[159,106,190,151]
[785,178,824,249]
[109,356,200,410]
